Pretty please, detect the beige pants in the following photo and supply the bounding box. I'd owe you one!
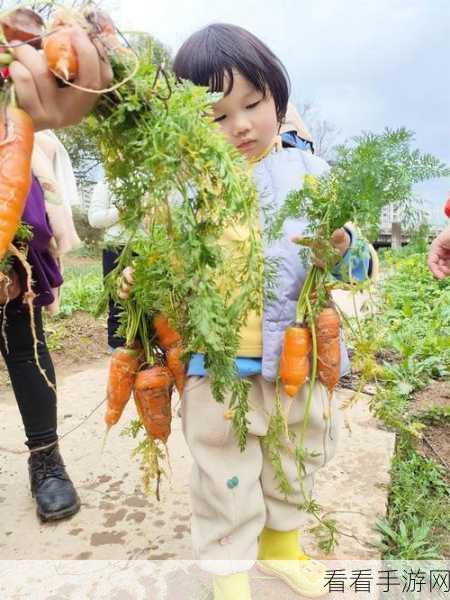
[181,375,341,575]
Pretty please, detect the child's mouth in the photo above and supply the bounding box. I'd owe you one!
[237,140,256,151]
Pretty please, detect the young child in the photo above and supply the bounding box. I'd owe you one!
[121,23,374,600]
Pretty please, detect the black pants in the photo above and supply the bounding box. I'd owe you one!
[102,247,126,349]
[0,302,57,450]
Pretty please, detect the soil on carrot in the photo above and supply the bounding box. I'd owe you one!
[0,311,109,392]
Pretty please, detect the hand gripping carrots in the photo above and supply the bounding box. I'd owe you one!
[105,347,142,430]
[43,24,78,82]
[134,365,174,444]
[0,105,34,260]
[43,8,122,82]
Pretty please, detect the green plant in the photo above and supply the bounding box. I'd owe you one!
[376,445,449,559]
[58,264,103,317]
[345,251,450,559]
[376,517,441,560]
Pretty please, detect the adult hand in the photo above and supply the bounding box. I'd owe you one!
[292,227,351,269]
[428,227,450,279]
[9,26,113,130]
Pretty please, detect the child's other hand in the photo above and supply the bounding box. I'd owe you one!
[329,227,351,256]
[291,228,351,269]
[0,270,21,304]
[9,26,113,130]
[118,266,134,300]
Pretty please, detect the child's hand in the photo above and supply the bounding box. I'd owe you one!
[9,26,113,130]
[292,228,351,269]
[117,266,134,300]
[0,270,21,304]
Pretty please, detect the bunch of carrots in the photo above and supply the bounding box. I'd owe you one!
[104,313,186,446]
[279,304,341,399]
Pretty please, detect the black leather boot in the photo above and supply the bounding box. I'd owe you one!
[28,445,80,522]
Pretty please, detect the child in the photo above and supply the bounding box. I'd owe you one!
[121,23,374,600]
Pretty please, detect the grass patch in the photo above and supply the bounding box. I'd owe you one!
[58,263,104,318]
[348,249,450,559]
[377,439,449,559]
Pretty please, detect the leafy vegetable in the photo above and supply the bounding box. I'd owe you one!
[86,46,264,448]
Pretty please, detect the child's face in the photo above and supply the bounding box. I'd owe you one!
[212,69,279,160]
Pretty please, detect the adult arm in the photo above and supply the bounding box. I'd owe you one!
[88,182,119,229]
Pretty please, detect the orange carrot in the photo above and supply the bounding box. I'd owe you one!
[43,26,78,81]
[152,313,186,394]
[105,347,141,429]
[316,306,341,394]
[0,106,34,261]
[153,313,181,350]
[279,323,312,397]
[0,8,44,49]
[134,366,173,443]
[43,9,122,82]
[166,344,186,395]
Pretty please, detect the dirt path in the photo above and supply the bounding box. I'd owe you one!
[0,364,394,560]
[0,290,396,598]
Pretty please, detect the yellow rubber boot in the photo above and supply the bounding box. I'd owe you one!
[213,571,252,600]
[257,528,328,598]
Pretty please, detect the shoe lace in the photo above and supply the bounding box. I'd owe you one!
[32,451,69,483]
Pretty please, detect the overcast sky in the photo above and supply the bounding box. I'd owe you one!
[112,0,450,224]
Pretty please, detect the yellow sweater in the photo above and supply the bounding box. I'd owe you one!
[220,224,263,356]
[221,137,283,357]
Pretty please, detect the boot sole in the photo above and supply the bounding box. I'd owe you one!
[256,561,329,598]
[37,497,81,523]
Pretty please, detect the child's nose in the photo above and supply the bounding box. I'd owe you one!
[232,113,251,137]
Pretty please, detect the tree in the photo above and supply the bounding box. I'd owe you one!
[298,102,340,161]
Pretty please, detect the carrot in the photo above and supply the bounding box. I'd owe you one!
[105,347,142,429]
[0,8,44,49]
[153,313,181,350]
[134,365,173,443]
[152,313,186,394]
[82,8,122,52]
[166,344,186,395]
[43,26,78,81]
[43,9,122,82]
[316,305,341,394]
[279,323,312,397]
[0,106,34,261]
